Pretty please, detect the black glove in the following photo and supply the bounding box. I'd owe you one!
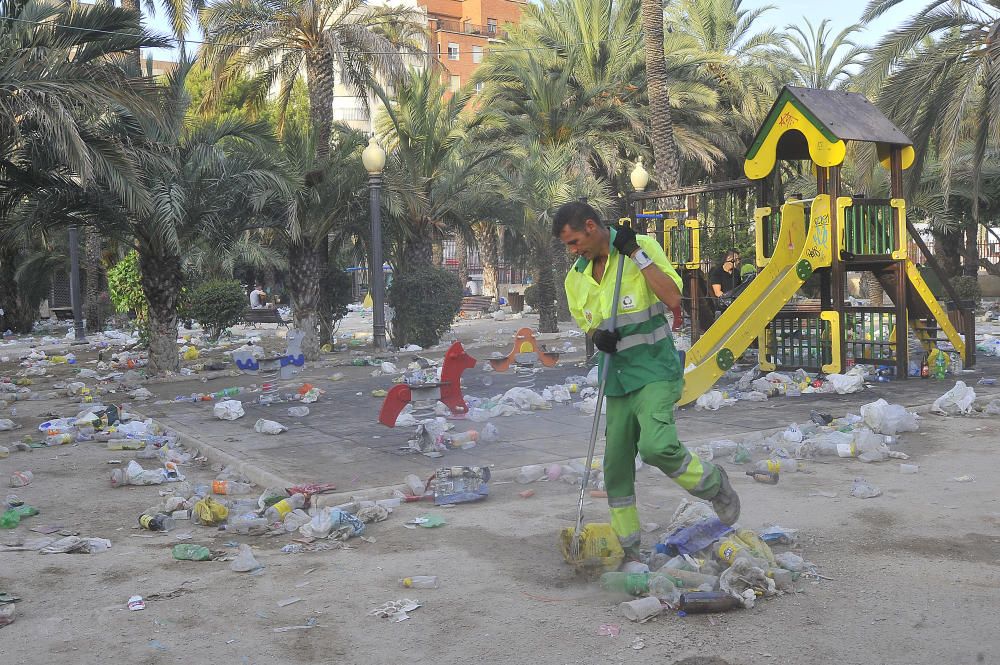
[612,224,640,257]
[593,329,620,354]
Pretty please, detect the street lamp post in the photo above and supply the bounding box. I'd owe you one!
[362,137,387,351]
[68,225,87,344]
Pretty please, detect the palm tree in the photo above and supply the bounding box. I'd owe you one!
[783,18,868,90]
[863,0,1000,277]
[278,123,369,359]
[642,0,682,188]
[665,0,787,153]
[0,0,167,332]
[377,68,500,271]
[200,0,425,156]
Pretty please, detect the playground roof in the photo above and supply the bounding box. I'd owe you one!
[744,86,914,179]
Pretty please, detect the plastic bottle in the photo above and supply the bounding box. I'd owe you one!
[264,493,305,522]
[227,515,268,534]
[0,446,8,459]
[446,430,479,449]
[400,576,439,589]
[600,572,676,596]
[658,567,719,590]
[755,458,798,474]
[678,591,742,613]
[920,356,930,378]
[212,480,254,495]
[934,351,947,380]
[746,469,779,484]
[138,513,175,532]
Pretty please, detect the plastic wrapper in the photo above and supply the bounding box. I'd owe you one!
[214,400,245,420]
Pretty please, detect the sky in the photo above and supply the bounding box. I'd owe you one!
[143,0,930,61]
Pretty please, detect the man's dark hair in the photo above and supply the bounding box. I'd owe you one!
[552,201,605,237]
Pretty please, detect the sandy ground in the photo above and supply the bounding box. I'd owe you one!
[2,378,999,665]
[1,311,1000,664]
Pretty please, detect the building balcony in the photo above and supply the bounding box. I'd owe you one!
[431,18,507,39]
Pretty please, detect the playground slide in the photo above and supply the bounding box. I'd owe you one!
[904,261,967,359]
[678,195,834,406]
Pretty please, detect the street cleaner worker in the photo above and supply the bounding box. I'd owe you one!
[553,201,740,561]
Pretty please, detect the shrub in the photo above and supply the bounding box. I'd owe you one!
[387,265,462,348]
[187,279,247,340]
[949,275,982,309]
[321,264,353,330]
[524,283,539,309]
[107,251,149,342]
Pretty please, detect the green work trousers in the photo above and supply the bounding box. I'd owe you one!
[604,379,722,553]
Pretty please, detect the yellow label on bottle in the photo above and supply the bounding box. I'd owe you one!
[717,539,746,564]
[273,499,293,518]
[766,459,780,473]
[402,578,413,588]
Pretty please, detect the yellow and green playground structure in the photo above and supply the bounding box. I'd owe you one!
[631,86,976,406]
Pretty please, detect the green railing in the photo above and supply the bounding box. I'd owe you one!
[762,209,782,259]
[667,225,695,266]
[845,307,897,364]
[765,313,832,372]
[843,198,895,256]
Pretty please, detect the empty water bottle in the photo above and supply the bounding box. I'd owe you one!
[264,493,305,522]
[399,576,439,589]
[212,480,254,495]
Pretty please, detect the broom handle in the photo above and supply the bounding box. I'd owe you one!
[574,251,626,536]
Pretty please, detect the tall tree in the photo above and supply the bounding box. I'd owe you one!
[642,0,682,188]
[784,18,867,90]
[201,0,425,156]
[863,0,1000,276]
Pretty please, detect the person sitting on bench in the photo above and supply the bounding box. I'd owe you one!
[249,283,269,309]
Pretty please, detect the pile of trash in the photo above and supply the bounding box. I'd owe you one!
[602,500,812,618]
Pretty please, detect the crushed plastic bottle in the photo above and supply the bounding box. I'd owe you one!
[212,480,254,495]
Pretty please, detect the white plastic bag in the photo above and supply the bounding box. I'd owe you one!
[0,419,19,431]
[860,399,919,435]
[214,400,245,420]
[254,418,287,435]
[501,387,548,410]
[380,361,398,375]
[827,372,865,394]
[694,390,735,411]
[931,381,976,415]
[128,387,153,401]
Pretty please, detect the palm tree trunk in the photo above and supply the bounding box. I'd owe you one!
[431,239,444,267]
[642,0,681,189]
[402,226,435,271]
[119,0,142,74]
[138,247,182,374]
[533,241,558,333]
[933,228,962,277]
[305,49,335,159]
[964,219,979,277]
[317,239,332,347]
[860,271,884,306]
[455,232,468,286]
[84,228,103,332]
[289,241,322,360]
[0,247,36,334]
[476,224,500,299]
[552,237,572,321]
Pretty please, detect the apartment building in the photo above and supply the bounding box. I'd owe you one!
[425,0,525,93]
[333,0,525,130]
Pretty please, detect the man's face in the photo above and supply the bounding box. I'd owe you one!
[558,220,605,261]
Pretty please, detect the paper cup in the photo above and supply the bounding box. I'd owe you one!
[619,597,662,623]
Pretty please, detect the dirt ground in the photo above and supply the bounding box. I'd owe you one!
[3,311,1000,665]
[2,357,999,665]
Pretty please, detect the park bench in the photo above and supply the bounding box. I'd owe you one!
[241,308,290,327]
[459,295,495,317]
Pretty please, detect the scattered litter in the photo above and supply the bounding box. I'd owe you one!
[287,406,309,418]
[214,400,245,420]
[596,623,620,638]
[254,419,288,435]
[899,463,919,474]
[850,478,882,499]
[952,475,976,483]
[127,595,145,611]
[277,597,302,607]
[931,381,977,415]
[368,599,421,622]
[229,544,262,572]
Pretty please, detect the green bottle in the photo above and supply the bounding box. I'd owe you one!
[0,509,20,529]
[600,572,676,597]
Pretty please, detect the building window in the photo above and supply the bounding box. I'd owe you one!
[448,42,459,60]
[450,75,461,92]
[487,18,497,34]
[474,81,484,93]
[472,45,483,64]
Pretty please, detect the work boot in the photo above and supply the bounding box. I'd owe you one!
[711,467,741,525]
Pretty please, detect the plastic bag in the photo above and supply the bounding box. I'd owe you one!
[860,399,919,435]
[500,387,549,411]
[230,544,261,572]
[850,478,882,499]
[931,381,976,415]
[695,390,735,411]
[827,372,865,394]
[380,361,398,374]
[480,422,500,442]
[193,496,229,525]
[214,400,245,420]
[253,418,287,435]
[0,419,18,431]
